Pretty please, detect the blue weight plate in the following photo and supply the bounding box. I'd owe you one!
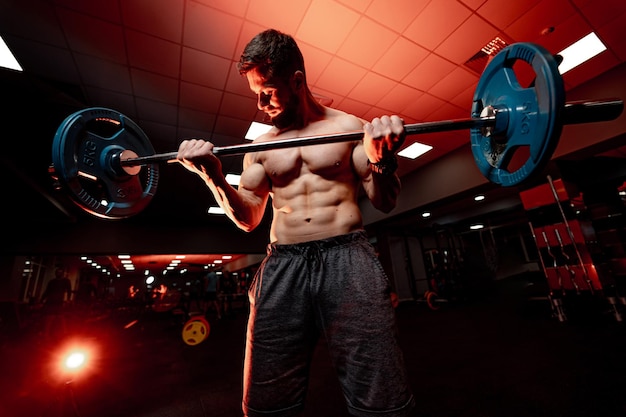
[50,107,159,219]
[470,43,565,186]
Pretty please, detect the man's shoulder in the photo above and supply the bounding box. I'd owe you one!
[325,107,363,125]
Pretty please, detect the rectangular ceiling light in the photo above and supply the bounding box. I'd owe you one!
[398,142,433,159]
[225,173,241,186]
[0,35,22,71]
[557,32,606,74]
[245,121,272,140]
[208,206,225,215]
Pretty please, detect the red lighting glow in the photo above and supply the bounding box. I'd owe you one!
[63,351,87,371]
[51,339,99,382]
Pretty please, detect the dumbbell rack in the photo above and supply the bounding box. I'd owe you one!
[521,176,623,322]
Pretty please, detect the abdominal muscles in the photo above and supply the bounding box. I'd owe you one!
[270,173,363,244]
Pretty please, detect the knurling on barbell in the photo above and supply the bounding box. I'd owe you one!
[49,42,624,220]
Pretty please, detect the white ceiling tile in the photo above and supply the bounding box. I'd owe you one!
[194,0,249,18]
[137,120,178,149]
[310,87,344,110]
[365,0,429,32]
[179,81,222,113]
[220,92,258,120]
[75,53,132,94]
[597,15,626,61]
[579,0,626,28]
[0,0,66,47]
[177,124,215,142]
[403,53,456,91]
[233,21,268,65]
[246,0,312,35]
[54,0,122,23]
[362,106,392,122]
[350,72,398,105]
[429,67,479,102]
[532,14,592,53]
[126,30,181,78]
[83,86,136,115]
[183,2,243,58]
[335,97,374,119]
[337,17,397,68]
[449,83,476,111]
[57,8,127,63]
[377,83,424,114]
[570,0,595,8]
[504,0,576,42]
[457,0,488,11]
[214,114,251,138]
[404,0,472,50]
[121,0,184,42]
[435,15,499,64]
[402,93,446,121]
[336,0,373,13]
[296,0,360,53]
[131,68,179,104]
[297,43,333,85]
[178,108,217,132]
[477,0,540,29]
[373,37,429,80]
[428,102,469,122]
[181,48,231,89]
[225,67,253,98]
[135,98,179,125]
[5,37,77,83]
[316,58,368,96]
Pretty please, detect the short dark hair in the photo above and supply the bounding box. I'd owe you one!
[237,29,306,81]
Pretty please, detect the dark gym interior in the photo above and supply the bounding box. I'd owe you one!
[1,1,626,416]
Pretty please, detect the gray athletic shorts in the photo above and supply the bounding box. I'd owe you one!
[242,231,415,417]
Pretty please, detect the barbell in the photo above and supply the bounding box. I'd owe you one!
[49,43,623,220]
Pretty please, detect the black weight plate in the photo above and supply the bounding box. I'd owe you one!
[51,107,159,219]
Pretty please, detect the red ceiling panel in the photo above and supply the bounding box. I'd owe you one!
[121,0,184,42]
[296,0,359,53]
[183,2,242,57]
[403,53,457,91]
[58,8,127,63]
[246,0,310,35]
[373,37,429,80]
[126,31,181,78]
[477,0,541,29]
[405,0,472,50]
[365,0,429,32]
[338,17,398,68]
[180,48,231,89]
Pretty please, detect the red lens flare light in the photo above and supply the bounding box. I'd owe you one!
[63,350,87,371]
[52,339,99,383]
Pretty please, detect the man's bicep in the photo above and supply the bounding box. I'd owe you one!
[238,161,271,214]
[240,161,270,194]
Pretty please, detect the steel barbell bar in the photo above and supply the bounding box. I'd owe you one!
[119,99,624,167]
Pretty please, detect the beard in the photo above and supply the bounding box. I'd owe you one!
[270,93,299,130]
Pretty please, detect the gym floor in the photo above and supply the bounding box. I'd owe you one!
[1,273,625,417]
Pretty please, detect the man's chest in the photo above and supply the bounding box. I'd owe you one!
[260,142,354,184]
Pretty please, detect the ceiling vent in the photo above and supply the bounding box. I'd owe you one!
[464,36,510,74]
